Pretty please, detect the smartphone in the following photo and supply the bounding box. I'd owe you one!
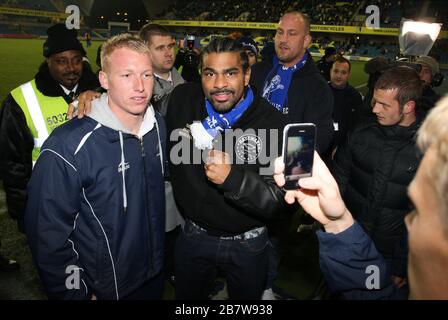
[282,123,316,190]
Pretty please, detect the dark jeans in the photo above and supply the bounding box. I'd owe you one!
[165,226,181,279]
[122,272,164,300]
[175,220,269,300]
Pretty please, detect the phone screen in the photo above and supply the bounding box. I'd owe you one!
[283,124,315,189]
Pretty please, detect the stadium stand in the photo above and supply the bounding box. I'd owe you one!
[160,0,447,30]
[0,0,56,11]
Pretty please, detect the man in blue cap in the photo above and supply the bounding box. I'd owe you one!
[236,36,259,67]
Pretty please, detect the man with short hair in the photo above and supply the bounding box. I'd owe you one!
[0,23,98,269]
[332,66,424,289]
[165,37,288,299]
[138,23,185,285]
[250,11,334,299]
[328,56,363,153]
[24,34,166,300]
[274,95,448,299]
[139,23,185,116]
[251,11,334,154]
[69,24,185,286]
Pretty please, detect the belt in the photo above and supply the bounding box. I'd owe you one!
[188,220,266,240]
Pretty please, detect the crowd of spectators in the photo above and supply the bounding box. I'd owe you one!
[0,0,54,11]
[158,0,363,24]
[158,0,447,30]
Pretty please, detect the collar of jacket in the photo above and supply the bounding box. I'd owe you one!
[377,116,421,140]
[265,51,319,78]
[152,67,185,102]
[34,62,99,102]
[85,117,150,144]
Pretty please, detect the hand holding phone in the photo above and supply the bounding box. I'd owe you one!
[282,123,316,190]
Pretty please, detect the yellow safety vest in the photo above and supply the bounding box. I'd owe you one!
[11,79,70,163]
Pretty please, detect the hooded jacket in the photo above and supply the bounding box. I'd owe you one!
[0,62,99,226]
[25,94,166,300]
[166,83,291,236]
[250,53,334,154]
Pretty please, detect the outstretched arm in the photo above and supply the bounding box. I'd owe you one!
[274,152,398,299]
[274,151,354,233]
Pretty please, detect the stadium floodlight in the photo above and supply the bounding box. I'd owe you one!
[399,19,442,56]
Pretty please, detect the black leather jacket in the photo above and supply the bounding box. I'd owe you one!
[165,82,293,236]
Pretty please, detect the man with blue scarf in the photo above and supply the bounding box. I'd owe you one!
[250,10,335,300]
[165,37,291,299]
[251,11,334,154]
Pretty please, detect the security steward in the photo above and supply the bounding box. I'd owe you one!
[0,23,98,245]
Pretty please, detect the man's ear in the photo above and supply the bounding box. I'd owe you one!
[403,100,416,114]
[304,34,312,49]
[98,71,109,90]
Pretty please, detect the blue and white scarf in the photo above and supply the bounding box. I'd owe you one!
[190,87,254,149]
[262,52,309,113]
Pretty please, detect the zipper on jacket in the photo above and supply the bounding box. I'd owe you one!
[140,137,154,273]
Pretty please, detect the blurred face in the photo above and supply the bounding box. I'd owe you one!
[147,35,175,75]
[419,65,433,86]
[245,50,257,67]
[47,50,83,90]
[99,47,153,120]
[372,88,403,126]
[201,52,250,113]
[275,13,311,67]
[330,61,350,88]
[406,148,448,299]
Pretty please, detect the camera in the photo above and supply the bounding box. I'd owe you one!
[186,35,196,52]
[183,35,198,67]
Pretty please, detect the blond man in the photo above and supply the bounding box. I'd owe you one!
[25,34,166,300]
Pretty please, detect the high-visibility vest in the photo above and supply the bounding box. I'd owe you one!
[11,79,70,163]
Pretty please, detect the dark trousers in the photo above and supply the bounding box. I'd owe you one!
[122,272,164,300]
[175,220,269,300]
[164,226,181,279]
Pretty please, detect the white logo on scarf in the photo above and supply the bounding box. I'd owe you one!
[262,75,284,99]
[207,116,218,129]
[236,134,262,162]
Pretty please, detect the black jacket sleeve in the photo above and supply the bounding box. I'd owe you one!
[0,94,34,224]
[306,79,334,154]
[332,135,353,196]
[317,223,401,299]
[219,166,295,220]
